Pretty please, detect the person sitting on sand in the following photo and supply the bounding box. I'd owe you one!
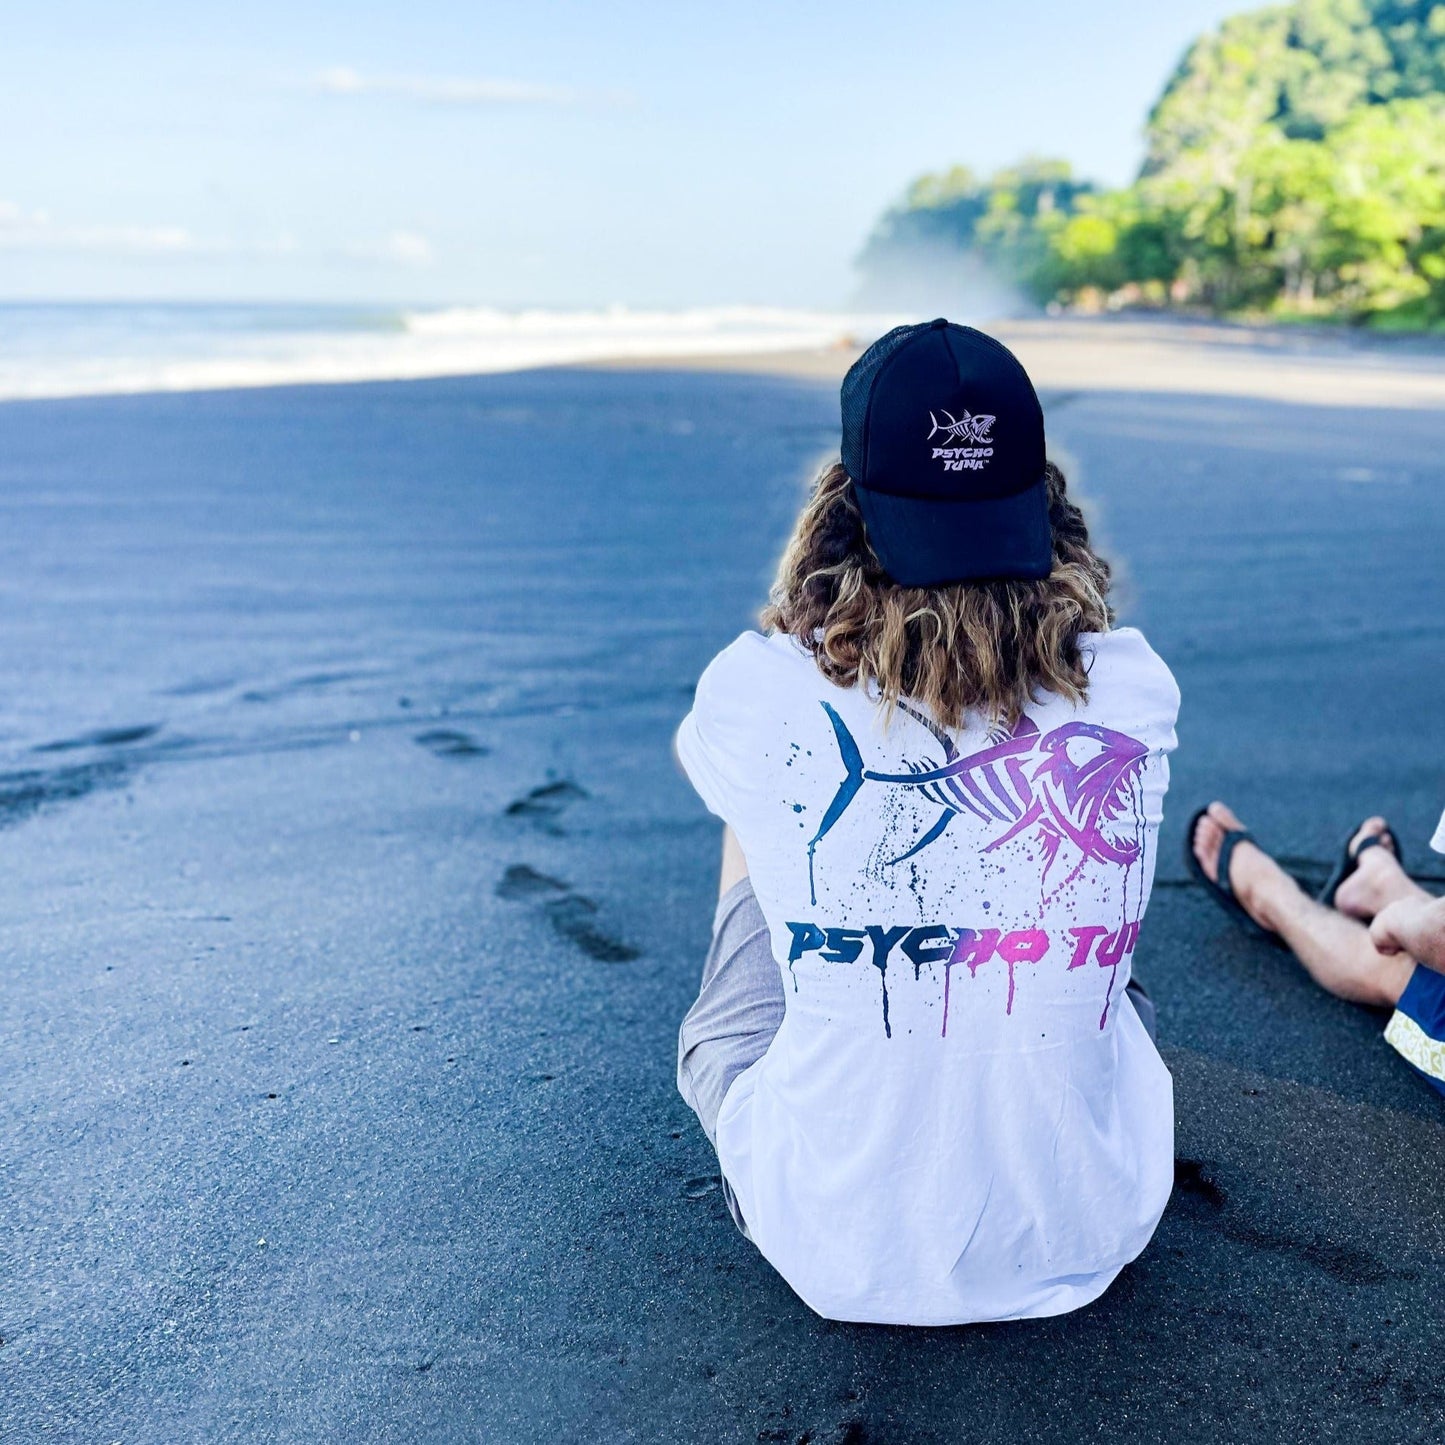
[1188,804,1445,1095]
[673,320,1181,1325]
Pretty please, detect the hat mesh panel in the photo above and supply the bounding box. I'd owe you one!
[840,322,926,482]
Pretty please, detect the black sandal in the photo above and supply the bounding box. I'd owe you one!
[1183,806,1285,948]
[1317,820,1404,909]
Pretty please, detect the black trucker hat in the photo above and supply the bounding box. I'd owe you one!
[840,318,1051,586]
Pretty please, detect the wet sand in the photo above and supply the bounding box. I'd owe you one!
[2,324,1444,1441]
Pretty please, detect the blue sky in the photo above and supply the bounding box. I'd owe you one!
[0,1,1249,307]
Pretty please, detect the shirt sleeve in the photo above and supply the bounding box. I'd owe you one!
[1096,627,1181,753]
[675,638,759,826]
[1433,808,1445,856]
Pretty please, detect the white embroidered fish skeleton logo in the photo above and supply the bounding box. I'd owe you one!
[927,408,995,445]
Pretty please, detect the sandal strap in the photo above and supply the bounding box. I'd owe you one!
[1352,830,1395,862]
[1214,827,1254,903]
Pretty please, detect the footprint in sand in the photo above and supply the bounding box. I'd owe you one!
[34,723,159,753]
[240,670,376,704]
[159,676,237,699]
[544,894,640,963]
[495,863,570,900]
[0,759,132,830]
[494,863,640,962]
[414,728,489,759]
[505,779,589,834]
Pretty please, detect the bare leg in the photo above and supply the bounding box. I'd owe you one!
[719,824,749,899]
[1191,803,1415,1008]
[1334,815,1432,919]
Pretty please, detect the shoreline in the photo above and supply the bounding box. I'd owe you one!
[8,314,1445,409]
[594,315,1445,410]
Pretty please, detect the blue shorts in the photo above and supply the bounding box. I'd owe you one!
[1384,964,1445,1097]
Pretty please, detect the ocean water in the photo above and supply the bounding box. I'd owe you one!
[0,301,888,400]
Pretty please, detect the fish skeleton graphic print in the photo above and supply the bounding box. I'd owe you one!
[806,700,1150,904]
[926,408,995,445]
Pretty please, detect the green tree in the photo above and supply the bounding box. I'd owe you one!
[858,0,1445,327]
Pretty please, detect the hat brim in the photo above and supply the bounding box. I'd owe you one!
[854,477,1052,586]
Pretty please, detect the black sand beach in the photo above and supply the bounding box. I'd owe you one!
[2,340,1444,1442]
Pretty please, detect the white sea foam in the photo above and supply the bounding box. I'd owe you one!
[0,304,891,401]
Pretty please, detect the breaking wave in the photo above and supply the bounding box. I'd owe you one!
[0,303,893,401]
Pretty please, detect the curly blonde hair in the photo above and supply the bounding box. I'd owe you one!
[759,460,1114,731]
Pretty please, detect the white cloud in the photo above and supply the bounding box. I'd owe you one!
[0,205,425,269]
[0,202,199,255]
[311,65,627,107]
[384,232,433,265]
[341,231,435,267]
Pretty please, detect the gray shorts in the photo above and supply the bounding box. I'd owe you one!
[676,877,1158,1231]
[677,878,786,1152]
[677,878,784,1236]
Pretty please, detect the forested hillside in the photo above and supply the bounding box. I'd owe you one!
[860,0,1445,325]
